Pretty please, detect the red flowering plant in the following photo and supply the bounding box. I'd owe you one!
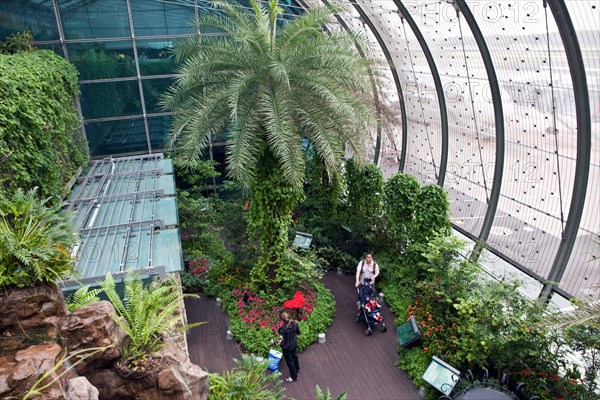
[225,282,325,355]
[283,291,306,320]
[407,295,458,361]
[180,257,212,292]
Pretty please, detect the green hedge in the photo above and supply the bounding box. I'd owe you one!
[0,50,88,200]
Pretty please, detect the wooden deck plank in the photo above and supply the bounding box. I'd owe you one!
[185,272,421,399]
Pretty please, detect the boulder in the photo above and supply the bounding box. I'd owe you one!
[174,361,209,400]
[60,301,126,375]
[66,376,99,400]
[0,284,67,350]
[0,343,69,400]
[87,368,131,400]
[132,360,209,400]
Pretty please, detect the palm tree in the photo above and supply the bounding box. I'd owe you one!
[163,0,378,288]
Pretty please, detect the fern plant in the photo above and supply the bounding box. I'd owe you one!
[101,272,203,364]
[66,285,102,312]
[315,385,347,400]
[208,355,284,400]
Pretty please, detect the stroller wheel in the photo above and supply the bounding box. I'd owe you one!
[365,328,372,336]
[380,323,388,332]
[355,315,360,323]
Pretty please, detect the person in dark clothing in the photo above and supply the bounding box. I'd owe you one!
[270,311,301,382]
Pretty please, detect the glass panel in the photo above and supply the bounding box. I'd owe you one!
[398,1,494,235]
[86,118,148,156]
[137,39,177,76]
[465,0,575,282]
[0,1,59,41]
[80,80,142,119]
[36,42,64,57]
[58,0,130,39]
[478,249,543,299]
[67,41,136,80]
[148,115,171,150]
[562,0,600,301]
[130,0,195,36]
[142,78,175,113]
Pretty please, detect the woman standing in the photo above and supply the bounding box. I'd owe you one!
[271,311,301,382]
[355,252,380,288]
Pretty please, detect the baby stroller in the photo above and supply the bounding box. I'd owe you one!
[355,284,387,336]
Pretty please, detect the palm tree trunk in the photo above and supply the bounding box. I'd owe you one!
[247,153,302,292]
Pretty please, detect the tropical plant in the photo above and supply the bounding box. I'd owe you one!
[315,385,347,400]
[0,29,36,54]
[208,355,284,400]
[0,49,88,201]
[101,272,204,365]
[66,284,102,312]
[163,0,378,290]
[565,322,600,398]
[0,188,77,287]
[383,172,420,248]
[344,158,384,249]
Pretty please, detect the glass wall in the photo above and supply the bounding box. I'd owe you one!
[342,0,599,302]
[0,0,303,158]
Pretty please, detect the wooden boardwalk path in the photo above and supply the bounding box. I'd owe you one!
[185,272,421,400]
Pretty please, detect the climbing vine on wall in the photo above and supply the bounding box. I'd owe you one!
[344,158,384,243]
[0,46,88,200]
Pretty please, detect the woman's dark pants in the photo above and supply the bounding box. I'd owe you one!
[282,347,300,380]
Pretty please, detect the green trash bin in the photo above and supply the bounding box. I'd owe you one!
[396,315,422,348]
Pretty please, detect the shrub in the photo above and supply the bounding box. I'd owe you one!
[0,48,88,200]
[315,246,356,274]
[208,355,284,400]
[0,188,77,287]
[343,158,384,244]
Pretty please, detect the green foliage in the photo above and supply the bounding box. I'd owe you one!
[565,323,600,398]
[172,156,220,194]
[0,49,88,200]
[272,250,324,296]
[165,0,378,291]
[66,285,102,312]
[0,30,36,54]
[0,188,77,287]
[299,155,345,247]
[315,246,356,274]
[247,160,304,290]
[413,184,451,241]
[164,0,377,189]
[383,173,421,247]
[216,199,254,267]
[101,272,203,364]
[450,281,552,369]
[315,385,347,400]
[297,281,335,351]
[344,158,384,243]
[207,355,284,400]
[222,281,335,355]
[177,191,219,232]
[395,346,430,391]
